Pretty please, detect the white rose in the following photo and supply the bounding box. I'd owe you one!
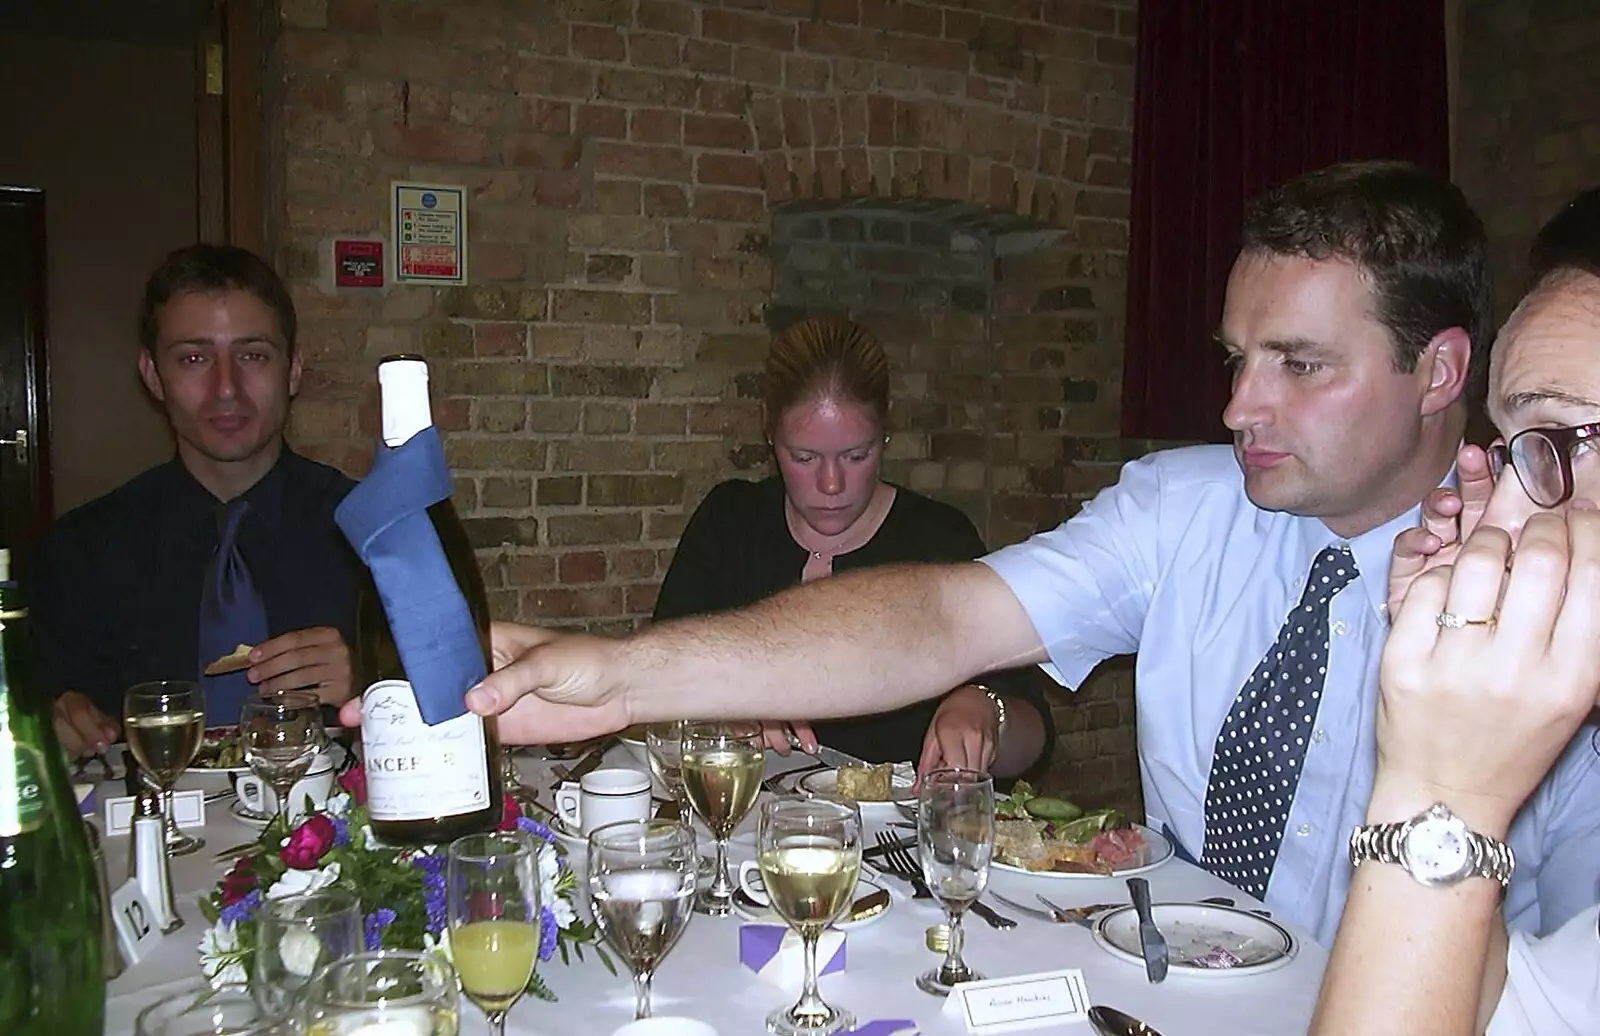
[325,790,352,817]
[266,862,341,900]
[198,921,247,988]
[277,926,324,977]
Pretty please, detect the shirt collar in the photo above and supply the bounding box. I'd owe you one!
[160,447,295,544]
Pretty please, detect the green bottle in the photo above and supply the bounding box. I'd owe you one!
[0,548,105,1033]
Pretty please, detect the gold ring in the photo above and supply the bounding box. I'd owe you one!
[1436,611,1496,629]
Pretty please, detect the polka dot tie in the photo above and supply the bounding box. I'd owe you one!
[1201,546,1357,899]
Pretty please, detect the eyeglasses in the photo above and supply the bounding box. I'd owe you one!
[1486,423,1600,507]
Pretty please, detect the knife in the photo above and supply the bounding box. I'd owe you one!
[1127,877,1169,983]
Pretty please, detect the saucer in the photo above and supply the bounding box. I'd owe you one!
[730,874,892,931]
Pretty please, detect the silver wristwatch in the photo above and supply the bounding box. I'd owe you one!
[1347,802,1514,889]
[973,684,1008,740]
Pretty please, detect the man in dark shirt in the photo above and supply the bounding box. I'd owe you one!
[33,244,362,756]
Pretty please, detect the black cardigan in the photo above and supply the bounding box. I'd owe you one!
[652,477,1056,769]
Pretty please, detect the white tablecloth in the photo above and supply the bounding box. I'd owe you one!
[103,748,1328,1035]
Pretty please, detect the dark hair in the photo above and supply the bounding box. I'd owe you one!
[763,317,890,439]
[1528,187,1600,285]
[1241,160,1491,388]
[137,243,297,355]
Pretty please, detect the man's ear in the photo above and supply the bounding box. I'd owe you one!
[1419,327,1471,418]
[287,349,303,399]
[137,349,165,402]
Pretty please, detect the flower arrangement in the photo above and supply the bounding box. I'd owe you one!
[198,766,608,1001]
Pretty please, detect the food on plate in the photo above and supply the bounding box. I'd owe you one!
[189,727,244,770]
[992,781,1146,874]
[203,642,255,676]
[834,762,894,802]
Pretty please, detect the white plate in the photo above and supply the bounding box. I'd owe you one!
[990,822,1175,879]
[731,873,892,931]
[796,769,916,817]
[230,800,271,829]
[1093,903,1297,976]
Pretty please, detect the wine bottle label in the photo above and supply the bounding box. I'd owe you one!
[0,739,47,835]
[360,679,490,821]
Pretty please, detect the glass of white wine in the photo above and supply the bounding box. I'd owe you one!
[446,832,540,1036]
[240,691,325,831]
[756,796,862,1036]
[915,768,995,997]
[123,680,207,856]
[679,720,765,915]
[587,818,698,1020]
[300,951,458,1035]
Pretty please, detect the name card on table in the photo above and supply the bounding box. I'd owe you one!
[941,969,1092,1034]
[103,788,206,835]
[109,877,165,965]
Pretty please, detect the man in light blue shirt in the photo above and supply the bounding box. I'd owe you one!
[454,162,1600,950]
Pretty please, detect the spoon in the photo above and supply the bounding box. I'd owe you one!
[1088,1006,1164,1036]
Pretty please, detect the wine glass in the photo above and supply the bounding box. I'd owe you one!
[915,768,995,997]
[135,981,295,1035]
[756,796,862,1036]
[123,680,207,856]
[252,889,363,1017]
[447,831,540,1036]
[240,691,325,830]
[299,951,458,1035]
[587,819,698,1020]
[645,722,685,810]
[679,720,765,915]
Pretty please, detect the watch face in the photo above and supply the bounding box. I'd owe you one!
[1402,815,1472,883]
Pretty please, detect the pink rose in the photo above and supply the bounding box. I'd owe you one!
[337,765,367,804]
[498,793,521,832]
[279,815,338,870]
[220,856,257,904]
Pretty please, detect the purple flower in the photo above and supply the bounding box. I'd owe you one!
[538,905,557,961]
[330,815,350,848]
[515,816,557,846]
[219,889,263,926]
[411,853,447,935]
[364,908,397,950]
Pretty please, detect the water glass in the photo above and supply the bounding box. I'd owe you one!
[252,889,363,1017]
[240,691,325,830]
[915,768,994,996]
[135,982,296,1035]
[299,951,458,1035]
[756,796,862,1036]
[447,832,540,1036]
[587,819,699,1020]
[645,722,685,802]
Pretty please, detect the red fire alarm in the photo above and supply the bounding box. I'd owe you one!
[334,240,384,288]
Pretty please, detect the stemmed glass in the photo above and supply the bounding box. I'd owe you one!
[587,819,698,1020]
[500,746,538,812]
[679,720,765,915]
[136,982,295,1036]
[915,768,995,996]
[756,796,863,1036]
[447,831,541,1036]
[251,889,363,1017]
[645,722,685,811]
[123,680,207,856]
[299,950,458,1034]
[240,691,325,831]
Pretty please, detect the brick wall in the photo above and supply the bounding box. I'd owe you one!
[1456,0,1600,314]
[265,0,1138,798]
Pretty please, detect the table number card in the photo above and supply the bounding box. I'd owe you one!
[109,877,165,965]
[941,969,1092,1034]
[103,788,206,835]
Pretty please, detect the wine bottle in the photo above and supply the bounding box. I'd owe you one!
[354,355,505,845]
[0,548,106,1031]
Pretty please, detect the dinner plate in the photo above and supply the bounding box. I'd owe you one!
[990,822,1175,879]
[796,768,916,818]
[1093,902,1297,976]
[730,873,892,931]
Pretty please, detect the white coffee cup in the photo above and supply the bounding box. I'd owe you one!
[236,749,337,823]
[610,1017,719,1036]
[736,860,771,906]
[554,768,651,836]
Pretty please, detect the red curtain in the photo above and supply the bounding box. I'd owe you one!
[1120,2,1451,442]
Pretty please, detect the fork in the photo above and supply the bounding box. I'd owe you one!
[873,832,1017,930]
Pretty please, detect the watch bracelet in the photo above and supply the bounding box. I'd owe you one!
[1347,815,1515,888]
